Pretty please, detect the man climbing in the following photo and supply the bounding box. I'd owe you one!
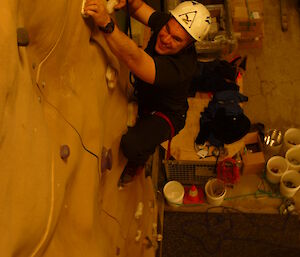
[84,0,211,186]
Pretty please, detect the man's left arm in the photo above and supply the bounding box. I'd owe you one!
[114,0,155,26]
[85,0,156,84]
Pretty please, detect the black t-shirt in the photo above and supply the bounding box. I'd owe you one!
[134,11,198,131]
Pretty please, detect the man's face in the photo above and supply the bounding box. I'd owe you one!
[155,18,193,55]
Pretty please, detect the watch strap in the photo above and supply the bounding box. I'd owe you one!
[98,18,115,34]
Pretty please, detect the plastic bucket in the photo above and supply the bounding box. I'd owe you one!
[280,170,300,198]
[266,156,288,184]
[163,181,184,207]
[205,178,226,206]
[285,146,300,171]
[283,128,300,153]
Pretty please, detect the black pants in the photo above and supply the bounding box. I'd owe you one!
[120,113,173,166]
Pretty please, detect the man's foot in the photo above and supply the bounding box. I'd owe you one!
[118,163,143,188]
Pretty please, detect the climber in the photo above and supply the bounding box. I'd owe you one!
[84,0,211,186]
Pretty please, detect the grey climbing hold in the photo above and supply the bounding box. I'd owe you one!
[101,147,113,173]
[60,145,70,161]
[17,28,29,46]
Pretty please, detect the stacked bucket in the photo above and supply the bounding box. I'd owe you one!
[265,128,300,198]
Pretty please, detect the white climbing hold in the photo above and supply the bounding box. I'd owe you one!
[82,0,119,17]
[106,0,119,14]
[157,234,163,242]
[81,0,89,18]
[127,101,138,127]
[135,202,144,219]
[135,230,142,242]
[106,65,117,89]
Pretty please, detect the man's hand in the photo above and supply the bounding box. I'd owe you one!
[84,0,156,84]
[114,0,143,14]
[85,0,111,27]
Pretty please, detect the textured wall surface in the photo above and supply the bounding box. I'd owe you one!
[0,1,157,256]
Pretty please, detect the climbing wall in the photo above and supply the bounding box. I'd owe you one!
[0,0,157,256]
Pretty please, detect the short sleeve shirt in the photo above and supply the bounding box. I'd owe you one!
[134,11,197,129]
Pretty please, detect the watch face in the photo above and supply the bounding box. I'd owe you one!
[106,21,114,33]
[100,19,115,33]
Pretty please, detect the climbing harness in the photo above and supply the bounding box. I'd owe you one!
[152,111,175,160]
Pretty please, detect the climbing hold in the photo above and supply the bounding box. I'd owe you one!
[157,234,163,242]
[135,202,144,219]
[81,0,89,18]
[17,28,29,46]
[127,101,138,127]
[106,0,119,14]
[135,230,142,242]
[106,65,118,89]
[60,145,70,161]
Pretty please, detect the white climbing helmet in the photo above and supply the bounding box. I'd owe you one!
[170,1,211,41]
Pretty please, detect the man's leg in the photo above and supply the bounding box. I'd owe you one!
[119,114,171,185]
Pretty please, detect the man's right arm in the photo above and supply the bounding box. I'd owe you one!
[114,0,155,26]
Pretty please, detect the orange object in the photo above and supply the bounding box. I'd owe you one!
[183,185,204,204]
[187,185,200,202]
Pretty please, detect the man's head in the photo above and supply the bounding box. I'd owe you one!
[155,17,194,55]
[155,1,211,55]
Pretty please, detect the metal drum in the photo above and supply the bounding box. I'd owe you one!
[263,129,283,160]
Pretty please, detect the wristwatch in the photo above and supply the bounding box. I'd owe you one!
[98,18,115,34]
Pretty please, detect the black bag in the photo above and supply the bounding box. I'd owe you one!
[195,90,251,147]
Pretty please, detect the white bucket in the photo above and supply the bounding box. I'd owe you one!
[163,181,184,207]
[205,178,226,206]
[283,128,300,153]
[266,156,288,184]
[285,146,300,171]
[280,170,300,198]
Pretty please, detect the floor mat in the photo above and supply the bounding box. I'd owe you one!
[162,207,300,257]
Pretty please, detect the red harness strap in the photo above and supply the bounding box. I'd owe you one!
[153,111,175,160]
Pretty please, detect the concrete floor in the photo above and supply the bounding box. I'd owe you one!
[240,0,300,133]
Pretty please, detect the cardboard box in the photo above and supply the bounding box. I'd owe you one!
[241,132,265,174]
[234,19,264,49]
[231,0,263,16]
[231,0,264,34]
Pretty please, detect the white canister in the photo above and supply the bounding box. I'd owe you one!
[285,146,300,171]
[283,128,300,153]
[266,156,289,184]
[205,178,226,206]
[163,181,185,207]
[280,170,300,198]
